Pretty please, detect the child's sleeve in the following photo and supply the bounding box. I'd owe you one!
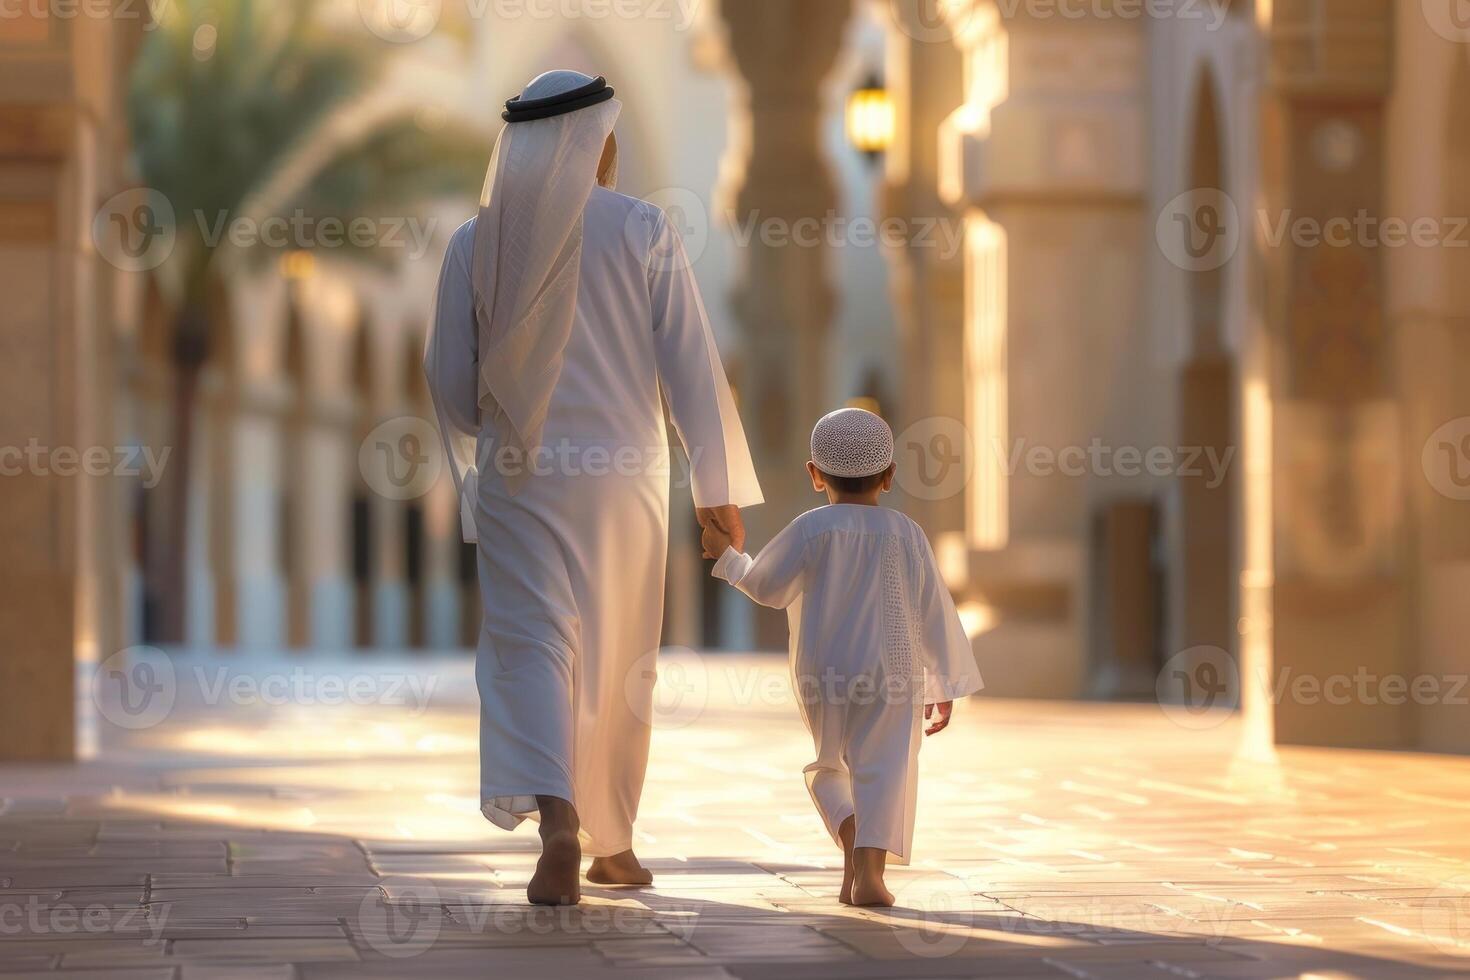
[916,532,985,704]
[711,520,807,610]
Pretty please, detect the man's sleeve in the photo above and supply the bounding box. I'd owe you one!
[648,209,763,509]
[423,224,481,544]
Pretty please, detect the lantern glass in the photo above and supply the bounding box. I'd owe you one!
[846,81,895,156]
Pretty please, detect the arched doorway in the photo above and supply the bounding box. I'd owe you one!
[350,318,375,650]
[401,333,431,650]
[281,294,311,649]
[1176,68,1239,673]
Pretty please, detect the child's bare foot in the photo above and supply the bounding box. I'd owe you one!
[851,846,894,907]
[837,816,856,905]
[528,796,581,906]
[586,849,653,886]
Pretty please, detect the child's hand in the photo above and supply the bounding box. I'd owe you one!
[701,523,733,559]
[924,701,953,736]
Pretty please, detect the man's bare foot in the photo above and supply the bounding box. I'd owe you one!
[837,816,856,905]
[850,846,894,907]
[586,849,653,886]
[528,796,581,906]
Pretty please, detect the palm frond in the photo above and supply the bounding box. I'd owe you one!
[127,0,473,297]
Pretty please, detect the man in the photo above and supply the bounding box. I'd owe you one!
[425,70,760,905]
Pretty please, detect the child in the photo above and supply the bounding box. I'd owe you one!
[701,408,983,907]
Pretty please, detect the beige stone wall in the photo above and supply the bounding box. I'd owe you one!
[0,6,130,760]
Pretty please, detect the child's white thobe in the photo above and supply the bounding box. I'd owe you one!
[712,504,983,862]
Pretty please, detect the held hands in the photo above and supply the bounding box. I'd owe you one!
[924,701,953,736]
[696,505,745,558]
[701,523,732,560]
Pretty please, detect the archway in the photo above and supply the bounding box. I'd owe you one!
[350,317,375,650]
[401,332,431,650]
[281,294,311,649]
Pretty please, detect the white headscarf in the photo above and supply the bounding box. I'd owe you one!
[472,70,621,492]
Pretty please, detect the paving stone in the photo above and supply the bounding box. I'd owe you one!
[0,972,173,980]
[0,957,56,973]
[2,653,1470,976]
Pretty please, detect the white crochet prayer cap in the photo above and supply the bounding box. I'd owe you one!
[810,408,894,478]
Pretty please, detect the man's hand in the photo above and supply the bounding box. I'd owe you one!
[924,701,953,736]
[701,524,732,560]
[696,505,745,553]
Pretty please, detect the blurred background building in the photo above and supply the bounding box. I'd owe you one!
[4,0,1469,760]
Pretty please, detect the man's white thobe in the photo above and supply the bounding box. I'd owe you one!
[712,504,983,862]
[426,186,761,857]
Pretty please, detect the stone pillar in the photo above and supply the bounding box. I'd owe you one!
[1262,2,1408,747]
[185,374,218,649]
[876,1,967,543]
[207,355,239,648]
[363,312,409,649]
[293,273,360,652]
[718,0,851,646]
[226,273,291,652]
[939,0,1147,697]
[1386,21,1470,753]
[0,9,125,759]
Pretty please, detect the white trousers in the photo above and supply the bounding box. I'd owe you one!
[795,665,923,864]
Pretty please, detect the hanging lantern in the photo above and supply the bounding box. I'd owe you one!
[846,73,895,161]
[280,250,316,281]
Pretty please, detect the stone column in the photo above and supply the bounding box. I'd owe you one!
[0,9,125,759]
[185,372,218,649]
[1261,2,1408,747]
[938,0,1148,697]
[226,273,291,652]
[362,311,409,649]
[875,1,967,544]
[718,0,851,646]
[293,273,360,652]
[1386,20,1470,753]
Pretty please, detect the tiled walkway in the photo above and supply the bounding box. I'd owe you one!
[2,651,1470,978]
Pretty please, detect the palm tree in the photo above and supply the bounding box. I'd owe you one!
[128,0,485,643]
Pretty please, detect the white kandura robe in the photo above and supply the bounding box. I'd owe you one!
[426,186,761,857]
[712,504,983,862]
